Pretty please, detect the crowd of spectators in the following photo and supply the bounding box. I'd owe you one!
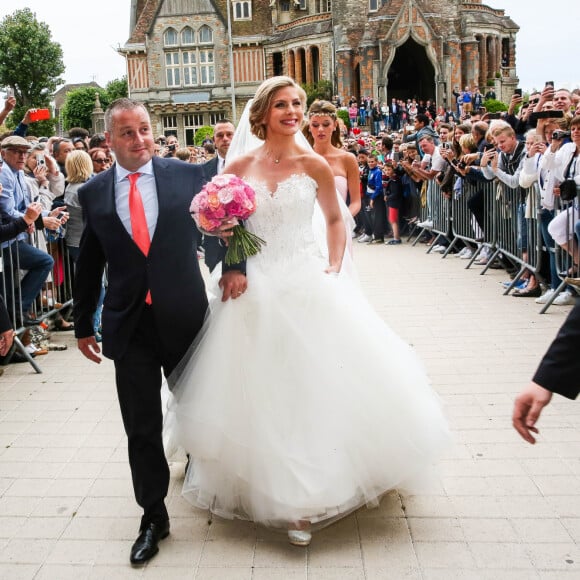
[334,84,580,309]
[1,81,579,371]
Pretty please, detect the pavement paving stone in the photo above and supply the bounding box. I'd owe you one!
[0,242,578,577]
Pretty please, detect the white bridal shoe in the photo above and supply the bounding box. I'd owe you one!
[288,528,312,546]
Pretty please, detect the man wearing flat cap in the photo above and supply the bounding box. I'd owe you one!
[0,135,56,325]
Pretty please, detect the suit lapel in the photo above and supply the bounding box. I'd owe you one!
[97,168,135,245]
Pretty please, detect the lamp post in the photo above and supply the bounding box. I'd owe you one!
[226,0,237,123]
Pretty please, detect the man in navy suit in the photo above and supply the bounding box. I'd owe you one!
[201,119,235,272]
[73,99,246,566]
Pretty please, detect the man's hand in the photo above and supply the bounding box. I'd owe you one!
[78,336,102,363]
[23,202,42,225]
[512,381,553,444]
[218,270,247,302]
[0,329,14,357]
[508,94,523,115]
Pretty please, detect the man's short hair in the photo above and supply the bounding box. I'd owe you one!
[415,113,430,127]
[381,136,393,150]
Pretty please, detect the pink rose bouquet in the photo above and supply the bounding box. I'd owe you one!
[190,173,266,265]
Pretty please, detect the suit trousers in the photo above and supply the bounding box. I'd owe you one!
[114,304,181,528]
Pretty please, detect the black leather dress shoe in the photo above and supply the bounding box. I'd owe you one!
[513,285,542,298]
[130,520,170,566]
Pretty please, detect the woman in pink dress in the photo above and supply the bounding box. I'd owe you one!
[304,100,361,219]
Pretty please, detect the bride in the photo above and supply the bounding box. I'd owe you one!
[166,76,450,547]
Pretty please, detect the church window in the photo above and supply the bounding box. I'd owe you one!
[163,28,178,46]
[233,0,252,19]
[164,26,215,88]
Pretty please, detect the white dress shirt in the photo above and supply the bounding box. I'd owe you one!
[217,155,226,175]
[115,160,159,241]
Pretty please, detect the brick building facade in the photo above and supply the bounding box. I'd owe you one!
[120,0,518,144]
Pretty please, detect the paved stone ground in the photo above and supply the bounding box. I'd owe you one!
[0,241,579,579]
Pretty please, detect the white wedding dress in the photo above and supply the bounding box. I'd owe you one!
[166,173,450,530]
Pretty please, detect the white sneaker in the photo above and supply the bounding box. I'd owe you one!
[431,245,443,252]
[553,290,576,306]
[455,247,468,258]
[535,289,556,305]
[460,249,474,259]
[417,220,434,229]
[351,230,358,238]
[357,234,372,243]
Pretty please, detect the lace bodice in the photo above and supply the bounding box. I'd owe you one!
[245,174,320,268]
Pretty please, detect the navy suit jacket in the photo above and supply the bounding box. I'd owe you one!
[200,156,228,273]
[73,156,208,362]
[533,299,580,399]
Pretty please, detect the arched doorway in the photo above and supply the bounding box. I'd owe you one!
[386,38,435,102]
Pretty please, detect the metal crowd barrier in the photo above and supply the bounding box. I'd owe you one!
[414,171,579,314]
[0,231,73,373]
[540,195,580,313]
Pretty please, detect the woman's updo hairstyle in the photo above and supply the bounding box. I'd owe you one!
[249,76,307,141]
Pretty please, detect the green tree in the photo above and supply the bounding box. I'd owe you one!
[336,108,350,130]
[194,126,213,146]
[105,77,129,102]
[483,98,508,113]
[60,77,128,132]
[60,86,109,131]
[301,80,333,107]
[0,8,64,135]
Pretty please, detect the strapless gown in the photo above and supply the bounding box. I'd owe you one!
[334,174,348,202]
[166,174,450,529]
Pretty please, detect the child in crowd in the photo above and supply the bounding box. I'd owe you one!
[383,162,403,245]
[366,153,386,244]
[357,149,373,243]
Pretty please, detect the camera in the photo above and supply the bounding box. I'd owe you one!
[458,161,467,170]
[559,179,578,202]
[36,154,45,167]
[552,130,570,141]
[441,142,451,150]
[167,144,176,152]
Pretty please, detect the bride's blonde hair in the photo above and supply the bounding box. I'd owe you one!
[249,76,307,141]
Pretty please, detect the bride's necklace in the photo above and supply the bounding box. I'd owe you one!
[265,149,282,164]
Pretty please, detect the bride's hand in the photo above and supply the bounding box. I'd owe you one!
[200,218,238,243]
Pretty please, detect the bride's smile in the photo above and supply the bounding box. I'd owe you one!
[266,88,304,135]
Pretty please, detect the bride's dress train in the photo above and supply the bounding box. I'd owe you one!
[165,174,449,529]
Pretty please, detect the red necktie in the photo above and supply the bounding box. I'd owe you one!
[128,173,152,304]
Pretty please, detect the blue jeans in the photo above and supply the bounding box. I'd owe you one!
[2,240,53,319]
[539,209,558,290]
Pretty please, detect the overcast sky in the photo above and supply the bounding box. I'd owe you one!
[1,0,579,105]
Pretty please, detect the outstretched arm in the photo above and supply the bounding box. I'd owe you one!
[512,382,553,444]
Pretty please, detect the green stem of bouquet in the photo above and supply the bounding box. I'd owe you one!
[225,225,267,266]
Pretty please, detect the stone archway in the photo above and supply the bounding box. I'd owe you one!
[386,38,435,102]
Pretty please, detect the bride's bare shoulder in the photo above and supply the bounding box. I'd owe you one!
[225,146,264,175]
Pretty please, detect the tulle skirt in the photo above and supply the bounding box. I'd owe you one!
[165,251,450,529]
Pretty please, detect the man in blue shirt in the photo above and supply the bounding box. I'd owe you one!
[0,136,55,325]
